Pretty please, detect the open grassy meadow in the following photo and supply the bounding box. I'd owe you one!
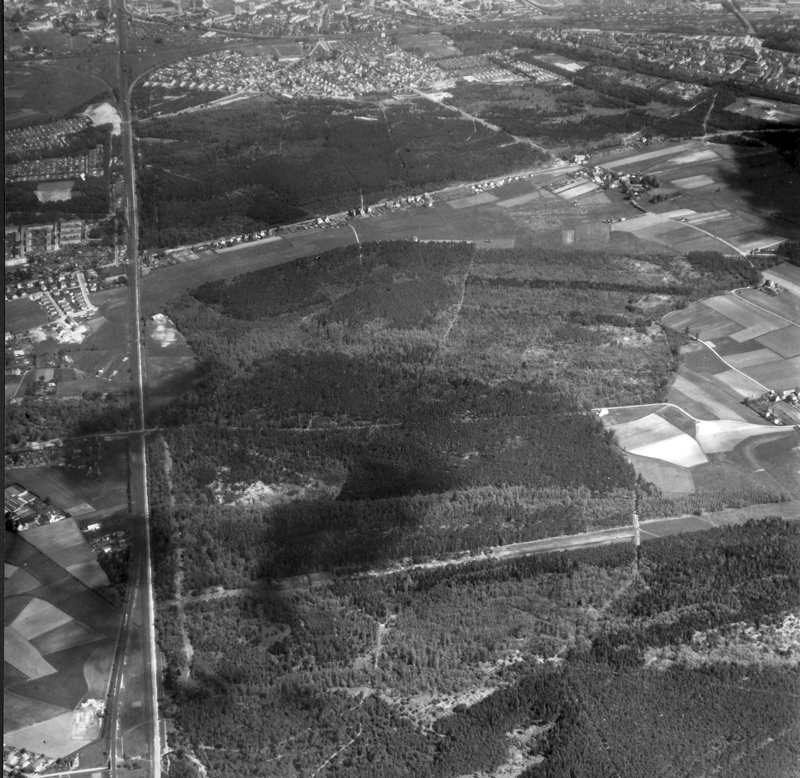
[4,64,112,127]
[5,298,49,334]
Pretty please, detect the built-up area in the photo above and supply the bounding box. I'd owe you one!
[144,38,453,98]
[524,28,800,96]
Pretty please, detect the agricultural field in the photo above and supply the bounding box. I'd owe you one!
[3,64,112,127]
[604,402,798,506]
[663,270,800,421]
[5,298,50,334]
[4,526,121,760]
[7,469,94,517]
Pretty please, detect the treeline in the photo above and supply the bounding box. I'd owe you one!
[638,488,790,519]
[5,396,131,447]
[5,177,110,222]
[193,240,473,322]
[135,98,545,248]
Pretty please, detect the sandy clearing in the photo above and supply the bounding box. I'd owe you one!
[82,102,121,135]
[695,420,789,453]
[629,435,707,467]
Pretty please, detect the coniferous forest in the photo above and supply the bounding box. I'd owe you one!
[148,240,799,778]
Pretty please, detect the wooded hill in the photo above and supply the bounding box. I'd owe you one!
[134,98,547,248]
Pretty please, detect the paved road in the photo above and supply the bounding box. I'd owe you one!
[105,2,161,777]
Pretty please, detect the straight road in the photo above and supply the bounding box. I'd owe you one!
[105,1,161,777]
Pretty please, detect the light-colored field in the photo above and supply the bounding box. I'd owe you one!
[11,599,72,640]
[629,435,707,467]
[611,213,665,233]
[4,566,41,596]
[65,561,110,590]
[674,236,733,253]
[3,693,69,733]
[636,220,686,239]
[671,174,715,189]
[695,420,787,454]
[714,368,768,396]
[669,148,720,165]
[728,231,786,253]
[703,295,786,332]
[447,192,498,208]
[737,289,800,322]
[660,209,697,219]
[610,413,681,449]
[576,191,606,205]
[555,181,598,199]
[4,627,57,679]
[610,414,707,467]
[670,374,747,421]
[627,453,695,493]
[756,326,800,358]
[604,142,694,169]
[685,209,731,225]
[23,520,110,590]
[84,642,116,697]
[763,264,800,298]
[744,356,800,392]
[24,518,88,556]
[8,470,94,516]
[3,710,95,759]
[724,348,784,369]
[497,191,541,208]
[31,619,103,656]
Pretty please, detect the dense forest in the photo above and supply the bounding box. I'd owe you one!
[157,520,800,778]
[141,235,800,777]
[134,98,547,248]
[143,243,783,587]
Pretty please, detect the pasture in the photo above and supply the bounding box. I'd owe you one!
[5,298,49,334]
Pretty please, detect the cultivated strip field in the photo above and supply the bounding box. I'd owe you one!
[4,522,121,758]
[663,271,800,413]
